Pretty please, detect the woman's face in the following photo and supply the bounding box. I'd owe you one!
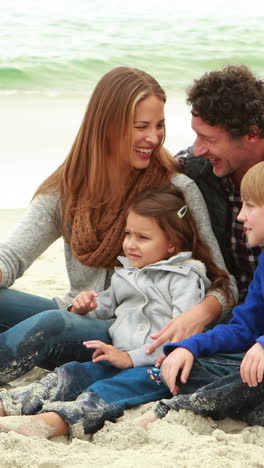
[129,95,165,170]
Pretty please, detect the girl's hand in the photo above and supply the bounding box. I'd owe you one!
[70,290,98,315]
[160,347,194,395]
[240,342,264,387]
[83,340,133,369]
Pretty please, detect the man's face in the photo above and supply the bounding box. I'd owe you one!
[191,115,251,183]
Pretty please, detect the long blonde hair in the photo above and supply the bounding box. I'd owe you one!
[34,67,179,233]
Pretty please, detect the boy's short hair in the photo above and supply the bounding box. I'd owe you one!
[241,162,264,204]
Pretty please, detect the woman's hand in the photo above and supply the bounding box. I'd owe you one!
[83,340,133,369]
[240,342,264,387]
[160,347,194,395]
[146,297,222,365]
[70,290,98,315]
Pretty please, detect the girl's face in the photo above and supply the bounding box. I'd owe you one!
[129,95,165,170]
[237,200,264,247]
[123,210,175,268]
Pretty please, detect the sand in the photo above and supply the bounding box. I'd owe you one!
[1,211,264,467]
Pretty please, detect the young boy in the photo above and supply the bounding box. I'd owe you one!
[152,161,264,425]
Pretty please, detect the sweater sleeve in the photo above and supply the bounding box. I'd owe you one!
[164,253,264,359]
[171,173,238,316]
[0,194,61,287]
[88,284,117,321]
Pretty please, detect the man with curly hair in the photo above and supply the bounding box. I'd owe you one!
[181,65,264,306]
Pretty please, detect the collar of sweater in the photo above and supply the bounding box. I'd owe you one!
[117,252,207,276]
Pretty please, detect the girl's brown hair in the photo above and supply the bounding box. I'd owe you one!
[34,67,179,236]
[129,184,232,302]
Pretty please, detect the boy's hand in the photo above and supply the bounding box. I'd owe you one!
[70,290,98,315]
[240,342,264,387]
[160,347,194,395]
[83,340,133,369]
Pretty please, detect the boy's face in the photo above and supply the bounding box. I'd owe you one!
[237,201,264,247]
[123,211,175,269]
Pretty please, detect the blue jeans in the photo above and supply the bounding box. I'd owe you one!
[154,353,264,424]
[0,361,171,436]
[0,288,111,383]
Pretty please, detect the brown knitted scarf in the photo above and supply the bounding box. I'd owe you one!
[70,158,172,269]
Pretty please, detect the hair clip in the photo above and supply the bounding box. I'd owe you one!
[177,205,187,219]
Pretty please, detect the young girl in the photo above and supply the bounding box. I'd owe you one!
[148,161,264,426]
[0,185,231,439]
[0,67,237,383]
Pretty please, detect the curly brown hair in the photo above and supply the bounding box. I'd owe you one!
[187,65,264,138]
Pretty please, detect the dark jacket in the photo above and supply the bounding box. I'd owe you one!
[179,150,231,271]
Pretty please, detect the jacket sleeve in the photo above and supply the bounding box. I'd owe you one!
[0,194,61,287]
[88,283,118,321]
[171,173,238,316]
[169,267,208,317]
[164,255,264,359]
[128,268,209,367]
[127,343,164,368]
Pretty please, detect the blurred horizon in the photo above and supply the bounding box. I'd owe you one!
[1,0,263,208]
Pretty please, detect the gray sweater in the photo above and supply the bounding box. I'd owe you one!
[89,253,211,366]
[0,174,237,311]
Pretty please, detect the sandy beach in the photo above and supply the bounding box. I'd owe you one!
[1,211,264,467]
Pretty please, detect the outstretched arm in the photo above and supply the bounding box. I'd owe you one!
[147,296,221,362]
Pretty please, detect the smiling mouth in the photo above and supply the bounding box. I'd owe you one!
[134,147,152,159]
[207,157,219,165]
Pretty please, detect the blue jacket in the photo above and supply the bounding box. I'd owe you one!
[164,252,264,359]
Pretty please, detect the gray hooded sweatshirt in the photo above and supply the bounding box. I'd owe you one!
[89,252,211,367]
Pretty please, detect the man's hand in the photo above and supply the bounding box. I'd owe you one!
[70,290,98,315]
[83,340,133,369]
[146,297,222,358]
[146,308,204,355]
[160,347,194,395]
[240,342,264,387]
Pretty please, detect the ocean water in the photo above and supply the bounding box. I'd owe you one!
[1,0,264,96]
[1,0,263,208]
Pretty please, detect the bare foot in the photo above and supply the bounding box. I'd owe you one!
[136,410,159,430]
[0,412,69,439]
[0,402,6,417]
